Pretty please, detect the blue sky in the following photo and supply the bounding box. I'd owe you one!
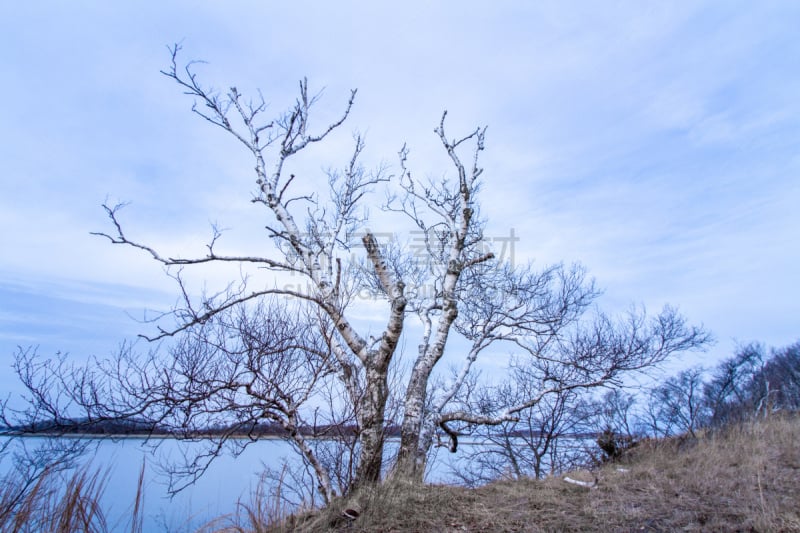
[1,2,799,394]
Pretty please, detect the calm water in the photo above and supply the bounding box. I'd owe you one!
[1,435,588,531]
[1,437,465,531]
[2,437,304,531]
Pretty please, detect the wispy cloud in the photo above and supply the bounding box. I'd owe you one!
[1,1,798,390]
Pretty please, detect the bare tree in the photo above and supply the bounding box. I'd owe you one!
[757,342,800,412]
[2,45,712,499]
[593,388,640,440]
[642,366,707,438]
[703,344,765,427]
[448,382,595,486]
[4,300,341,500]
[703,342,800,425]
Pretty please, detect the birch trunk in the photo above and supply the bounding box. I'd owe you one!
[395,296,460,480]
[353,364,389,486]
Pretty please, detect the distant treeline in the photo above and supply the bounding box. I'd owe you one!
[0,418,400,439]
[2,417,603,441]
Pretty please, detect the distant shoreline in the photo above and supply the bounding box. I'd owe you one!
[0,431,290,440]
[0,431,596,445]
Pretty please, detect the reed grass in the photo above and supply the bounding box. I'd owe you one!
[0,461,144,533]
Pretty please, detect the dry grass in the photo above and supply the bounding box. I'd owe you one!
[0,461,145,533]
[196,471,294,533]
[259,414,800,532]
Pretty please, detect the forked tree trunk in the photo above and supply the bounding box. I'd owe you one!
[394,382,428,481]
[353,364,390,487]
[394,292,461,481]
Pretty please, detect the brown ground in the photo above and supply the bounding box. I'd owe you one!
[267,415,800,532]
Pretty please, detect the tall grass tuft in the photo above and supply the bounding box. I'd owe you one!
[0,461,145,533]
[197,468,309,533]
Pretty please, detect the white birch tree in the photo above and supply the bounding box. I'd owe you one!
[2,46,712,500]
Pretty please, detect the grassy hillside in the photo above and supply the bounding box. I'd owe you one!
[270,415,800,532]
[2,415,798,532]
